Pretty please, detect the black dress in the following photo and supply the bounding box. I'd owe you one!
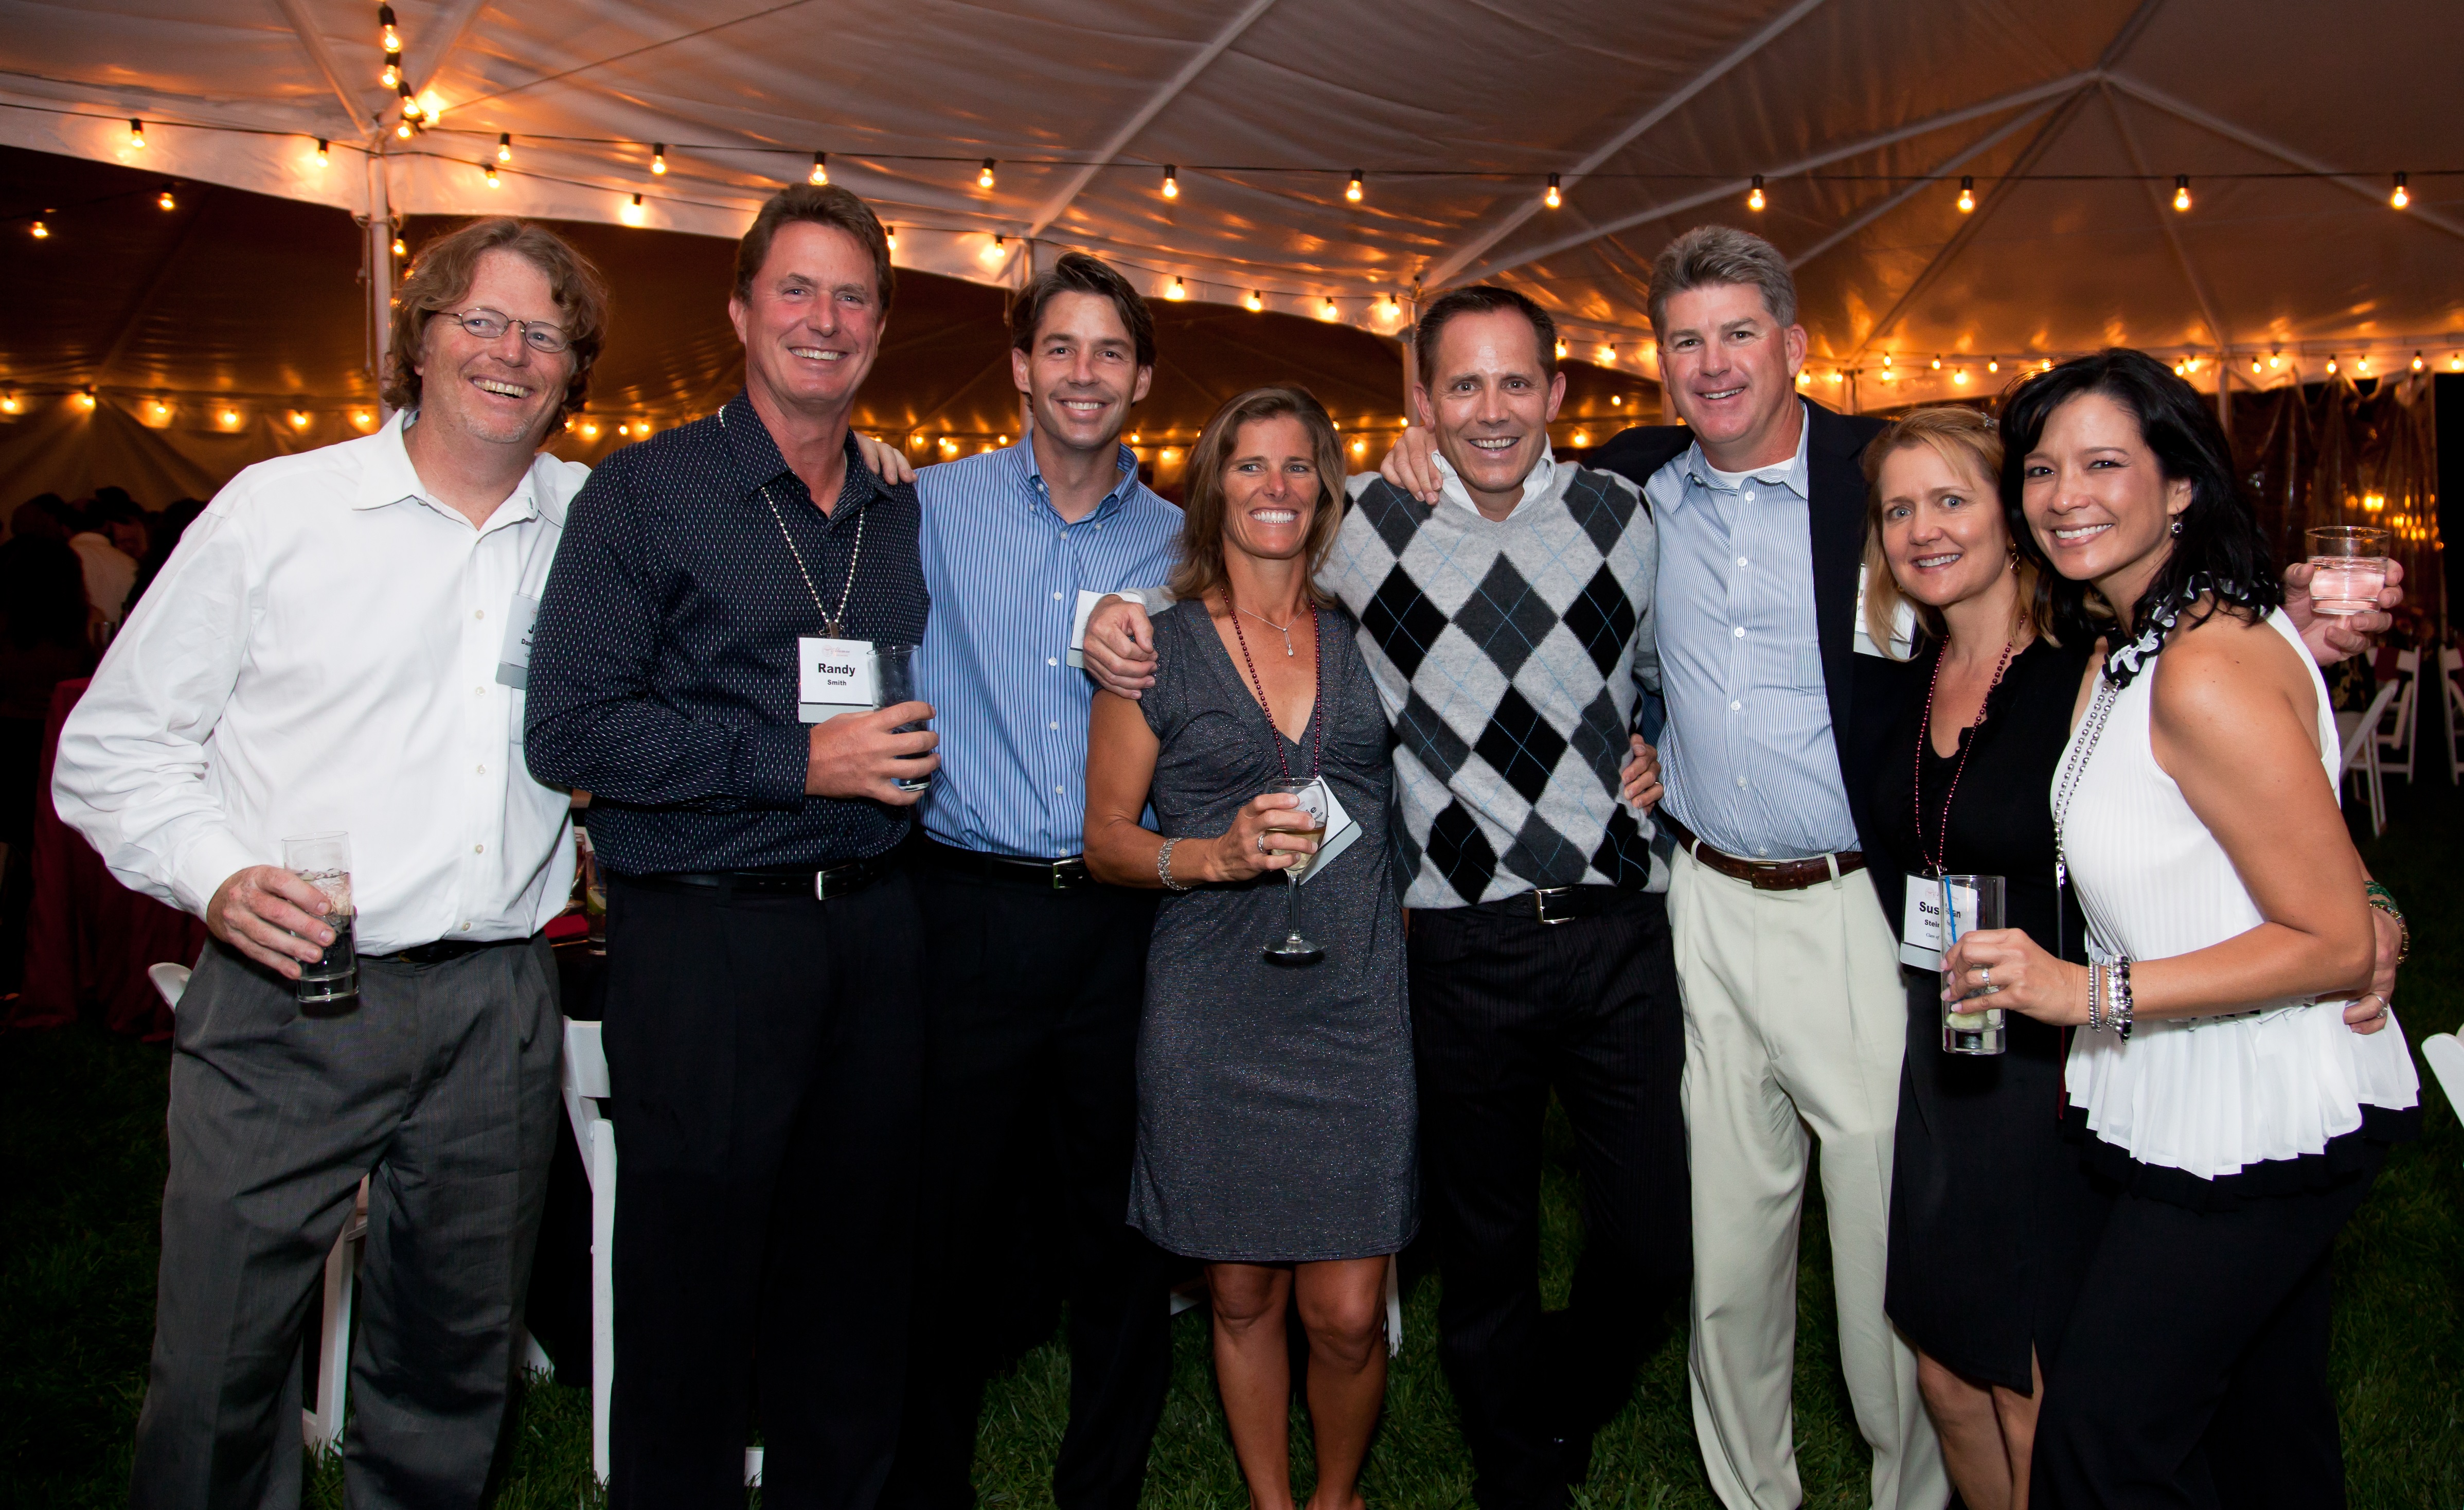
[1875,635,2106,1394]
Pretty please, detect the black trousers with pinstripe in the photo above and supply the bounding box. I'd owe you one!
[1408,889,1690,1508]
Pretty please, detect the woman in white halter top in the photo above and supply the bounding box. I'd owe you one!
[1938,350,2417,1509]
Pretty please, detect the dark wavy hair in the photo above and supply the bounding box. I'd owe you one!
[1997,348,2279,646]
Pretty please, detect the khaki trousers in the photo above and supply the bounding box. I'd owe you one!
[1669,845,1945,1510]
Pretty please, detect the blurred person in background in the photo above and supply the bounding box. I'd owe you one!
[130,497,208,608]
[67,488,140,641]
[0,532,96,988]
[9,493,74,542]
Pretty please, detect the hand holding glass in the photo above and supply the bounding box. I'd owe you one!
[873,643,932,792]
[283,831,358,1006]
[1939,874,2005,1055]
[1261,779,1328,967]
[2305,526,2391,617]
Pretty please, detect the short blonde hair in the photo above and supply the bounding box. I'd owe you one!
[1860,406,2055,655]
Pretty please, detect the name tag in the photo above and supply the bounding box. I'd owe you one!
[1067,587,1166,669]
[495,594,541,689]
[798,636,877,722]
[1900,872,1980,969]
[1299,781,1362,886]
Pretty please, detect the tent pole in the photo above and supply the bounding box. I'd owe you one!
[368,152,394,421]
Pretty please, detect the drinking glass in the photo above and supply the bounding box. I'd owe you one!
[283,831,358,1007]
[2305,526,2391,617]
[1939,873,2006,1055]
[873,643,932,792]
[1260,778,1329,967]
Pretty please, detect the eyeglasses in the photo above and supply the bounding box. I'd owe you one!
[439,307,573,353]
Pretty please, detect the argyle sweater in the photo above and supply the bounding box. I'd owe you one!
[1327,462,1666,910]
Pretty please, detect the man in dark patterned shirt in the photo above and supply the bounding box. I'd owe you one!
[525,185,933,1508]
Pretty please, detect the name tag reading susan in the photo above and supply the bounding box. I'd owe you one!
[798,636,877,722]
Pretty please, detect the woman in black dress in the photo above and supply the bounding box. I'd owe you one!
[1860,407,2101,1510]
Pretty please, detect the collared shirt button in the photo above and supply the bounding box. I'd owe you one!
[476,763,487,774]
[1049,721,1060,731]
[1053,591,1064,600]
[1054,785,1064,794]
[1733,626,1745,638]
[1730,700,1742,712]
[1737,556,1748,567]
[474,609,486,619]
[1047,656,1059,667]
[1756,846,1769,857]
[475,685,487,696]
[1736,775,1749,788]
[473,842,485,854]
[1743,490,1757,502]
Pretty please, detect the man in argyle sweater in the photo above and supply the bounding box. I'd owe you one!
[1086,286,1679,1506]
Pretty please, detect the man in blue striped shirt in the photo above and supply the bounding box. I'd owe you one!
[881,252,1183,1510]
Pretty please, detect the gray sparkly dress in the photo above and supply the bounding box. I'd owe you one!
[1128,599,1416,1263]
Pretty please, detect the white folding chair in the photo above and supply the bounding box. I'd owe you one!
[561,1018,765,1487]
[149,962,366,1452]
[2336,681,2401,837]
[2374,649,2420,783]
[2444,647,2464,783]
[2424,1034,2463,1134]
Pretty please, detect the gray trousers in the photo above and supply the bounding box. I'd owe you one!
[131,936,561,1510]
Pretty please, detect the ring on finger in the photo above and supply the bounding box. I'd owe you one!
[1257,832,1269,854]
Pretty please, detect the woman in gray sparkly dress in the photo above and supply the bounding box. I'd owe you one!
[1087,386,1413,1510]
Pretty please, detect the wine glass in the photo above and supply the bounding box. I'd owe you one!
[1261,777,1329,967]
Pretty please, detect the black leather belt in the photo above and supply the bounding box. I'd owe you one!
[1470,884,1642,926]
[1659,811,1864,893]
[625,852,898,901]
[373,935,535,965]
[915,835,1092,890]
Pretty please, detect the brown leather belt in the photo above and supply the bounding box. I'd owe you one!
[1659,811,1864,893]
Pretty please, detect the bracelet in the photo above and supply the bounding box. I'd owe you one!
[2087,962,2104,1032]
[2364,882,2409,965]
[2112,956,2133,1041]
[1157,838,1192,892]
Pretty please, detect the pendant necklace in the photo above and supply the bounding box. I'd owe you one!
[1238,605,1297,656]
[1913,636,2015,876]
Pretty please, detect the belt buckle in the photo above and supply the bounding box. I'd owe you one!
[814,863,858,901]
[1051,857,1089,891]
[1531,886,1574,926]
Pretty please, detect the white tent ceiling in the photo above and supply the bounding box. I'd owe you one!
[4,0,2461,407]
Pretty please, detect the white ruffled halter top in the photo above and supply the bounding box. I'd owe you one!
[2057,608,2418,1181]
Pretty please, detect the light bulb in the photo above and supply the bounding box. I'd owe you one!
[1931,354,1941,369]
[0,392,16,414]
[1168,276,1187,300]
[1555,339,1568,360]
[78,388,98,411]
[379,5,400,52]
[2252,355,2263,374]
[978,158,996,189]
[651,145,667,175]
[497,133,512,164]
[885,225,897,250]
[980,233,1007,264]
[1571,430,1590,447]
[218,408,240,428]
[290,410,310,428]
[397,119,415,140]
[1611,394,1622,406]
[2327,355,2338,374]
[1346,170,1364,203]
[485,163,499,187]
[2269,351,2281,369]
[158,184,176,211]
[381,52,401,90]
[1600,343,1618,365]
[2172,174,2190,212]
[1957,175,1975,214]
[391,237,407,258]
[1384,292,1400,317]
[1987,359,1999,373]
[810,152,827,185]
[129,118,145,150]
[1747,174,1765,211]
[1162,165,1178,199]
[353,410,373,430]
[2412,351,2424,371]
[1245,290,1263,312]
[2451,353,2462,371]
[2356,355,2369,372]
[317,138,332,165]
[399,84,423,120]
[1796,370,1811,385]
[1545,173,1561,209]
[2391,172,2409,209]
[1882,353,1892,368]
[622,193,645,226]
[2041,359,2052,371]
[1831,369,1845,382]
[1319,297,1338,321]
[1953,368,1970,385]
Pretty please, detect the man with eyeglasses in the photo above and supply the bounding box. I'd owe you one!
[55,218,606,1509]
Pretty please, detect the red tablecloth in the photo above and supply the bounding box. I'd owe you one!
[9,678,207,1040]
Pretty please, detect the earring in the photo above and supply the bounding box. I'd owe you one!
[2170,518,2184,536]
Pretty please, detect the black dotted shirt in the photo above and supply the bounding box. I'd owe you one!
[524,392,929,875]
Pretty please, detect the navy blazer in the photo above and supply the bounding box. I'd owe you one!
[1587,401,1924,931]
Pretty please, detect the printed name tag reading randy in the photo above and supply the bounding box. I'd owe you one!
[798,636,877,722]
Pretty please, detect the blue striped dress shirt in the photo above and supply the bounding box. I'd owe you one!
[913,437,1181,858]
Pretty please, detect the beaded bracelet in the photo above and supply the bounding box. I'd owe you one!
[2087,962,2104,1032]
[1157,838,1192,892]
[2364,881,2409,965]
[2111,956,2134,1041]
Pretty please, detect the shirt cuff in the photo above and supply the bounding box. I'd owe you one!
[733,724,812,807]
[171,827,268,920]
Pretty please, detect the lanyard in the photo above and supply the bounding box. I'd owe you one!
[721,402,868,638]
[1912,637,2014,875]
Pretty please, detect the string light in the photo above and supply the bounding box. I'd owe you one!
[0,392,18,414]
[651,145,668,175]
[2252,354,2263,374]
[31,218,50,239]
[1554,339,1568,360]
[1245,290,1263,312]
[379,5,401,52]
[1830,370,1845,383]
[352,409,374,430]
[2040,359,2053,371]
[578,420,600,439]
[2172,174,2191,212]
[2390,172,2408,210]
[484,162,499,187]
[1319,297,1339,321]
[1953,368,1970,385]
[1599,343,1618,364]
[1383,291,1401,318]
[2326,354,2338,374]
[1795,370,1810,385]
[497,133,513,164]
[981,233,1007,264]
[2451,353,2462,371]
[290,409,311,428]
[1346,169,1364,203]
[1611,394,1622,406]
[2269,350,2282,369]
[885,224,897,250]
[381,48,401,90]
[1931,353,1942,369]
[1957,175,1975,214]
[316,138,331,165]
[1881,353,1892,368]
[2356,354,2370,373]
[1167,276,1187,300]
[217,406,242,430]
[1747,174,1765,211]
[1570,429,1590,446]
[146,398,172,424]
[391,236,407,257]
[128,118,145,150]
[978,158,997,189]
[157,184,176,211]
[809,151,827,185]
[1545,173,1561,209]
[397,118,414,140]
[399,83,423,121]
[2412,351,2424,371]
[79,387,98,411]
[621,192,645,226]
[1987,359,1999,373]
[1162,165,1179,199]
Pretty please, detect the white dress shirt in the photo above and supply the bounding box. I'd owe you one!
[53,414,588,954]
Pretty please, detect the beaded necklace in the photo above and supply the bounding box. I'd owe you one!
[1913,636,2016,876]
[1225,593,1325,780]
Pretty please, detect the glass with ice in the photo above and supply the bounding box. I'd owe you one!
[283,831,357,1006]
[1939,873,2007,1055]
[2304,525,2390,617]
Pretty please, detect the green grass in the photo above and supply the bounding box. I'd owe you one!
[6,780,2460,1508]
